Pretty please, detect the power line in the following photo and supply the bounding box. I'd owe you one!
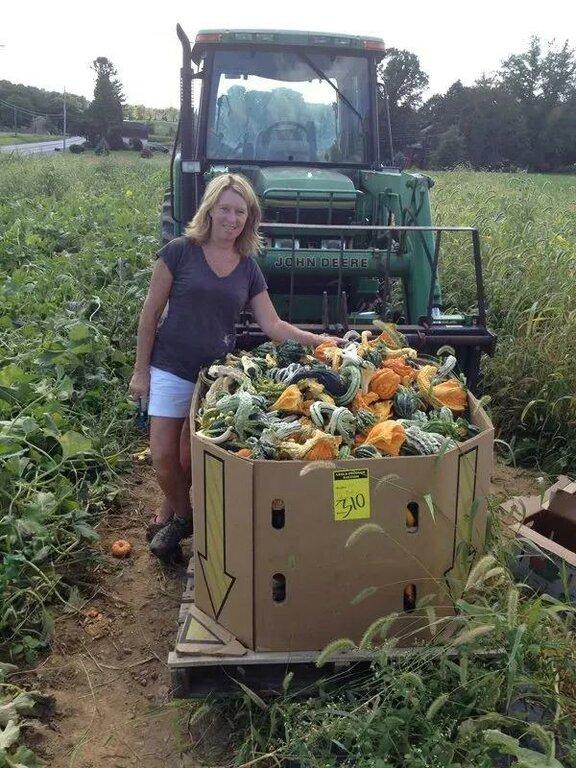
[0,96,63,118]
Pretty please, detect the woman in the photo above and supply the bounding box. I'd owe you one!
[129,173,340,561]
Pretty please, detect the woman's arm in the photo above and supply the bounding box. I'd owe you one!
[249,290,341,347]
[129,260,173,402]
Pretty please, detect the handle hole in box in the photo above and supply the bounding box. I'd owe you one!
[272,573,286,602]
[403,583,417,612]
[406,502,419,533]
[271,499,285,529]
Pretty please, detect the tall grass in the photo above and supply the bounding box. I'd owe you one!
[196,534,576,767]
[432,171,576,473]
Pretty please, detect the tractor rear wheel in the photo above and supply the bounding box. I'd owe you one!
[161,190,175,246]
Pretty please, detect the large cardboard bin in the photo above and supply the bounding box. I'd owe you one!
[191,386,494,652]
[503,477,576,601]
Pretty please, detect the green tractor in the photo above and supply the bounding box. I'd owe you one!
[163,26,496,387]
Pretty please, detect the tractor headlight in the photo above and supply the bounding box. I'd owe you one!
[273,238,300,249]
[321,238,345,250]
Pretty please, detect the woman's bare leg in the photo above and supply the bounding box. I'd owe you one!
[150,417,192,525]
[149,416,192,521]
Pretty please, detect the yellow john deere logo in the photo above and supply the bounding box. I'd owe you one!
[198,453,235,619]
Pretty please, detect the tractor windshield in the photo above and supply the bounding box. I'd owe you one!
[206,49,371,164]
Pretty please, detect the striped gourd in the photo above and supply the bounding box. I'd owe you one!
[403,426,455,455]
[393,386,421,418]
[356,409,378,435]
[334,365,362,406]
[354,444,382,459]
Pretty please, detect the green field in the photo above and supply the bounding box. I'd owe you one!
[0,151,167,656]
[1,153,576,765]
[0,132,65,146]
[432,170,576,472]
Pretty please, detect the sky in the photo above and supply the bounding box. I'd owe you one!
[2,0,575,109]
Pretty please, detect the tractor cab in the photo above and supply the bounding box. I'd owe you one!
[164,26,496,388]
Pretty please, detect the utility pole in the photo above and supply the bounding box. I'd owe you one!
[13,105,17,136]
[383,86,394,165]
[63,87,67,151]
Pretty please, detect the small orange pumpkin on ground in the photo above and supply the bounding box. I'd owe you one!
[235,448,252,459]
[111,539,132,558]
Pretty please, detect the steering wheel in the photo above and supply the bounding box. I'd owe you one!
[256,121,311,148]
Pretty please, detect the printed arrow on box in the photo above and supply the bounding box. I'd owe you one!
[198,453,235,619]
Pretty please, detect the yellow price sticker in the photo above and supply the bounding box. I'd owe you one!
[333,469,371,521]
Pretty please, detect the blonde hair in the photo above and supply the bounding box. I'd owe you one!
[184,173,264,257]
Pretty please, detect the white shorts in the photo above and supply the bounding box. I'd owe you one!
[147,366,196,418]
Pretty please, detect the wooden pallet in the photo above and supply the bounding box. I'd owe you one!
[169,559,501,697]
[169,557,376,697]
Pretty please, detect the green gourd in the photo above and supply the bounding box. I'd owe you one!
[354,444,382,459]
[334,365,362,406]
[338,445,352,459]
[403,426,455,455]
[393,386,421,419]
[276,341,307,367]
[356,409,378,435]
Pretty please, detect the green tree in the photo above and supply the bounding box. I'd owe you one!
[429,125,467,169]
[499,37,576,169]
[421,80,527,169]
[85,57,126,149]
[377,49,429,162]
[0,80,87,135]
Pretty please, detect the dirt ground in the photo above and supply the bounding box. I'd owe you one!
[20,457,546,767]
[21,460,205,768]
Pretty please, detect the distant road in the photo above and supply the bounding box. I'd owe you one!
[0,136,85,155]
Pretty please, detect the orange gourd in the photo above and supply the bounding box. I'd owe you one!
[417,365,467,412]
[303,436,340,460]
[314,339,338,363]
[369,400,393,421]
[372,324,405,349]
[350,391,379,413]
[235,448,252,459]
[111,539,132,558]
[271,384,305,414]
[382,356,417,384]
[368,368,401,400]
[364,421,406,456]
[430,379,467,412]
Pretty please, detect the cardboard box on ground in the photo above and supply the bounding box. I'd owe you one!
[502,477,576,601]
[189,381,494,654]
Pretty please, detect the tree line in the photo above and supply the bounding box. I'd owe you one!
[2,37,575,171]
[0,58,176,147]
[379,37,576,171]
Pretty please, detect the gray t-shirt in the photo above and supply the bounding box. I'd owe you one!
[150,237,267,382]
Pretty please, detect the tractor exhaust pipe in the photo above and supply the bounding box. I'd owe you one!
[176,24,196,226]
[176,24,193,161]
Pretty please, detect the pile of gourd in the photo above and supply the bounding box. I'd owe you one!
[196,324,481,461]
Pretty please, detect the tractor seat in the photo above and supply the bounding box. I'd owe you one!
[256,125,316,162]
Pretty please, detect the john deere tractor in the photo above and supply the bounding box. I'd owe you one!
[162,26,496,387]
